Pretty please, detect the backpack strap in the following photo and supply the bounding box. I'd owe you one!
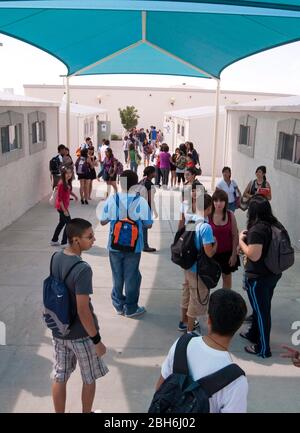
[63,259,85,283]
[173,333,197,375]
[197,364,245,398]
[49,252,58,276]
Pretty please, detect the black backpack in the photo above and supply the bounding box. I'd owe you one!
[263,223,295,274]
[148,333,245,413]
[197,247,222,290]
[49,155,60,175]
[171,222,198,269]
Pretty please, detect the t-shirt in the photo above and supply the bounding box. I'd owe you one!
[151,129,157,141]
[161,337,248,413]
[159,152,171,169]
[216,179,238,204]
[245,222,272,277]
[190,215,215,273]
[51,251,99,340]
[100,193,153,253]
[100,144,109,162]
[55,181,71,211]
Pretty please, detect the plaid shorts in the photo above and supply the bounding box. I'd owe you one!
[52,336,109,385]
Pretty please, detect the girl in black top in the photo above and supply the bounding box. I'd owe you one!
[239,195,282,358]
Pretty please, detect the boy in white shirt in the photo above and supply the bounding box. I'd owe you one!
[156,289,248,413]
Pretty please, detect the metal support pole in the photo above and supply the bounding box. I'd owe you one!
[211,79,221,192]
[66,76,71,148]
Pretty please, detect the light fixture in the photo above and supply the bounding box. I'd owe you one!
[170,97,175,106]
[97,95,102,104]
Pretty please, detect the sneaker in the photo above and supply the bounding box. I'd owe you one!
[125,306,146,318]
[115,308,124,316]
[50,241,60,246]
[84,200,89,205]
[178,320,200,332]
[244,314,253,323]
[81,199,84,205]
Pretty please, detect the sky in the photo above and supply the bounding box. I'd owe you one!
[1,34,300,95]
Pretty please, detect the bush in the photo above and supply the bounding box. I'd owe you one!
[111,133,122,141]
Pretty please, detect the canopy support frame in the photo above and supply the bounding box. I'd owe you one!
[211,78,221,192]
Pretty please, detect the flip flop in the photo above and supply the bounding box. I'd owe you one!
[244,344,259,355]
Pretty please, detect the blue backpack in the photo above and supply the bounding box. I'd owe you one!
[148,333,245,413]
[43,253,83,337]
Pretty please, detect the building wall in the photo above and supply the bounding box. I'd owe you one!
[24,84,290,139]
[227,109,300,248]
[0,105,59,231]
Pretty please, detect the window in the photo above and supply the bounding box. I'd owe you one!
[181,125,185,136]
[0,112,23,154]
[32,120,46,144]
[237,114,257,158]
[278,132,300,165]
[177,124,180,134]
[28,111,47,154]
[89,119,94,135]
[239,125,250,145]
[274,118,300,179]
[84,120,89,136]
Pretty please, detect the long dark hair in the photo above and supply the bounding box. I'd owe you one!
[61,166,72,191]
[212,189,228,221]
[247,195,278,230]
[179,143,187,156]
[255,165,267,182]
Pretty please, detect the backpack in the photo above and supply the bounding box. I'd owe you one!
[177,155,187,170]
[197,247,222,290]
[110,194,140,252]
[264,223,295,274]
[148,333,245,413]
[76,157,90,176]
[49,155,60,175]
[43,253,83,337]
[115,159,124,176]
[171,222,198,269]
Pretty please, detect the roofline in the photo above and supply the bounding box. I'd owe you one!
[226,105,300,113]
[23,84,293,97]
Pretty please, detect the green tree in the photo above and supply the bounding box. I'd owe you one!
[118,106,139,131]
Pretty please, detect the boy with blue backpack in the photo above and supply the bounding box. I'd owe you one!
[150,289,248,413]
[100,170,153,318]
[43,218,108,413]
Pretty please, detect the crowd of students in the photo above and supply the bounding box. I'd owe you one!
[46,135,297,414]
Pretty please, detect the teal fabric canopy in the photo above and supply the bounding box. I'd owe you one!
[1,1,300,79]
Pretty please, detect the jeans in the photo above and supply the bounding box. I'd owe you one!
[130,161,138,173]
[228,202,236,212]
[245,273,281,357]
[52,210,71,245]
[161,168,170,186]
[124,150,128,164]
[109,251,142,315]
[155,166,161,185]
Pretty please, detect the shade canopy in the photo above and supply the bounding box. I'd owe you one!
[1,1,300,79]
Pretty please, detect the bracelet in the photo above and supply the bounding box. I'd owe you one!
[90,332,101,345]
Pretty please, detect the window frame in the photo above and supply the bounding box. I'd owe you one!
[237,114,257,158]
[274,118,300,179]
[0,110,25,167]
[28,111,47,154]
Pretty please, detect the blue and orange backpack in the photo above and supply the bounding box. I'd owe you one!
[111,194,139,252]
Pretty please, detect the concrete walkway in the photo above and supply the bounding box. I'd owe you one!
[0,175,300,413]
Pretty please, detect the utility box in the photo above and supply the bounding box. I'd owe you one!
[97,120,111,147]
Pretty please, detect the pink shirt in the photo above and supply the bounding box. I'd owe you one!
[159,152,171,169]
[55,181,71,211]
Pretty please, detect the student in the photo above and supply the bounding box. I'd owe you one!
[87,146,98,200]
[186,141,200,166]
[49,144,66,189]
[175,143,187,188]
[123,135,129,165]
[102,148,118,197]
[159,143,172,187]
[239,195,282,358]
[209,189,240,289]
[51,167,78,247]
[128,142,138,173]
[138,166,157,253]
[157,289,248,413]
[50,218,108,413]
[179,194,217,334]
[216,166,241,212]
[170,150,178,189]
[75,148,91,205]
[100,170,153,318]
[242,165,272,204]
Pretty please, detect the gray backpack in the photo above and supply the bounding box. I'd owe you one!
[264,224,294,274]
